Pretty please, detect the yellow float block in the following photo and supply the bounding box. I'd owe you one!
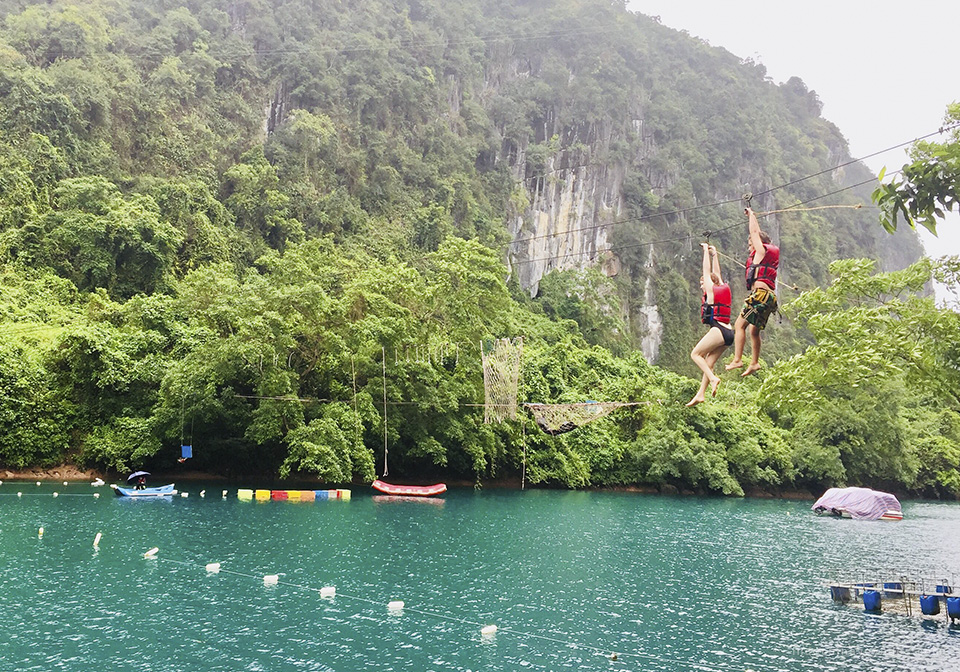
[255,489,270,501]
[337,489,351,501]
[287,490,301,501]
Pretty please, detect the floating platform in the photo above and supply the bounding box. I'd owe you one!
[828,577,958,622]
[236,488,351,502]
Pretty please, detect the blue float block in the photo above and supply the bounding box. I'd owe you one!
[920,594,941,616]
[947,596,960,619]
[863,590,882,612]
[315,490,329,499]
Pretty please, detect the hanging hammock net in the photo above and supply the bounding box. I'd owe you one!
[481,337,523,424]
[524,401,646,435]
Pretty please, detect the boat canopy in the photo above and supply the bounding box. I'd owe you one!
[812,487,901,520]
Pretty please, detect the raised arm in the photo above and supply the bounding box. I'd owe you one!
[701,243,714,303]
[708,245,722,284]
[747,207,766,264]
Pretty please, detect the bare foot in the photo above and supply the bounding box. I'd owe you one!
[741,363,762,377]
[685,396,705,407]
[725,360,743,371]
[710,377,721,396]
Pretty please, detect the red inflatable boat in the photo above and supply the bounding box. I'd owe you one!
[371,480,447,497]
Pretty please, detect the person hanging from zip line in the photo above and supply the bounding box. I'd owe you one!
[725,206,779,377]
[686,243,734,407]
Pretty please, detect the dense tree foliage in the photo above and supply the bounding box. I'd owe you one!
[873,104,960,234]
[0,0,953,498]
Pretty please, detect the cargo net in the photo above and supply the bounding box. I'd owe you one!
[481,337,523,423]
[524,401,644,435]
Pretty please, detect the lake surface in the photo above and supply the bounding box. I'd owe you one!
[1,482,958,671]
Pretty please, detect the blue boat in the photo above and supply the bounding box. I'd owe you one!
[111,483,177,498]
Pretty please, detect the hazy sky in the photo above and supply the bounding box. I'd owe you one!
[625,0,960,258]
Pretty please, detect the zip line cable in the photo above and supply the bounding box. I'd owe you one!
[511,170,902,268]
[509,124,956,249]
[154,555,809,672]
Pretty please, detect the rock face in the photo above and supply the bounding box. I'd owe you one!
[507,160,624,294]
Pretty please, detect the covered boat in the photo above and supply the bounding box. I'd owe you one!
[812,487,902,521]
[371,480,446,497]
[111,483,177,498]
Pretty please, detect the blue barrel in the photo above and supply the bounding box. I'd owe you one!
[947,597,960,619]
[863,590,882,612]
[920,594,941,616]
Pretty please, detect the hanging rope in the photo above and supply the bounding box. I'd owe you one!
[381,347,389,479]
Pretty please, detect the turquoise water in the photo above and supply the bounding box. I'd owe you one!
[1,483,958,671]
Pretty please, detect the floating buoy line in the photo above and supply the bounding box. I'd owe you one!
[151,554,799,672]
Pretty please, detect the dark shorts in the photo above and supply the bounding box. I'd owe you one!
[708,320,735,347]
[740,287,778,330]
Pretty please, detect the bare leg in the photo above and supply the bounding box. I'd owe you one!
[687,330,726,406]
[725,315,747,370]
[742,324,763,377]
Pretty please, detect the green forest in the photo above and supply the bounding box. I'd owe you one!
[0,0,958,498]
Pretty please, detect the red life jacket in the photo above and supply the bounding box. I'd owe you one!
[701,283,732,325]
[745,244,779,290]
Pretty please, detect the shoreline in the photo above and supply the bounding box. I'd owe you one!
[0,465,821,499]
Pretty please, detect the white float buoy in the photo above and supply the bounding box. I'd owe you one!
[387,600,404,612]
[144,547,159,558]
[53,492,59,498]
[222,490,228,498]
[320,586,336,599]
[180,492,189,498]
[93,493,100,498]
[38,527,44,538]
[63,481,68,486]
[200,490,205,498]
[36,481,41,486]
[94,532,102,548]
[205,562,221,573]
[481,625,498,636]
[92,478,104,487]
[263,574,279,585]
[17,492,22,497]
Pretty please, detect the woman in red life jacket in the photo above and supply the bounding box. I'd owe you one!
[686,243,734,407]
[725,207,778,377]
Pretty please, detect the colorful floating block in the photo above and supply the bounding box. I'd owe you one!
[255,489,270,501]
[315,490,329,500]
[287,490,301,501]
[337,489,351,501]
[237,489,253,500]
[300,490,315,501]
[271,490,288,500]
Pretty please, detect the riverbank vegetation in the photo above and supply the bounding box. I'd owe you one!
[0,0,956,498]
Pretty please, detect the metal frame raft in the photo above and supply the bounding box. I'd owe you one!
[828,576,959,623]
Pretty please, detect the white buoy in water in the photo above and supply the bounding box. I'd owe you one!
[94,532,102,548]
[320,586,336,599]
[481,625,497,636]
[205,562,221,573]
[36,481,41,486]
[263,574,279,585]
[17,492,22,497]
[144,547,159,558]
[200,490,205,498]
[387,600,404,612]
[63,481,68,486]
[53,492,58,498]
[222,490,228,498]
[93,493,100,498]
[38,527,44,538]
[181,492,189,498]
[92,478,104,487]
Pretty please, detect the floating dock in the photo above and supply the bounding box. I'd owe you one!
[828,577,959,622]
